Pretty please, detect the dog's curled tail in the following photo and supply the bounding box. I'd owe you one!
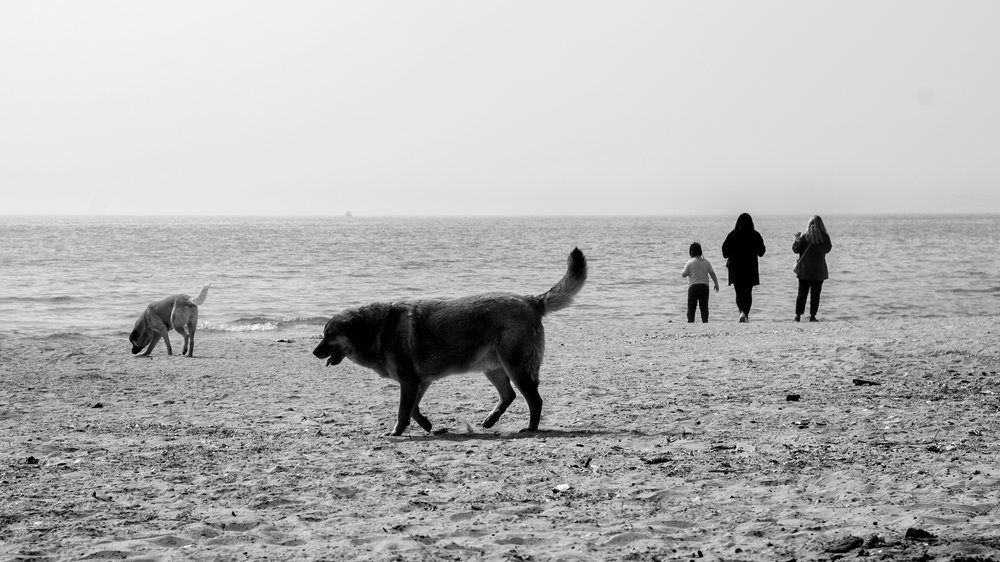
[539,248,587,315]
[192,283,212,306]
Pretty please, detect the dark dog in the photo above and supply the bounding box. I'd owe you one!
[130,284,211,357]
[313,249,587,436]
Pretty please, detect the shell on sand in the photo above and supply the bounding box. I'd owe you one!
[1,318,999,560]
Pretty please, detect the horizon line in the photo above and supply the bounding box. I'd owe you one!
[2,211,1000,219]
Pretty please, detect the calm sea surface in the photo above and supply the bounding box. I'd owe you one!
[1,215,998,340]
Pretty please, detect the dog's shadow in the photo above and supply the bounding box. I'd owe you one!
[405,428,641,442]
[131,355,224,360]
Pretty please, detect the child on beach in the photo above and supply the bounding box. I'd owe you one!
[681,242,720,323]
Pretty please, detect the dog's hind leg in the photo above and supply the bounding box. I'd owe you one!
[172,305,197,357]
[499,340,545,432]
[177,326,191,357]
[502,361,543,432]
[411,381,434,433]
[188,309,198,357]
[511,375,542,432]
[482,369,516,428]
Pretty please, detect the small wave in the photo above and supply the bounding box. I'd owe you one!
[614,278,660,286]
[2,295,79,303]
[27,331,91,342]
[952,286,1000,294]
[200,316,328,332]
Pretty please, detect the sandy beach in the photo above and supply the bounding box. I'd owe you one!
[2,318,998,561]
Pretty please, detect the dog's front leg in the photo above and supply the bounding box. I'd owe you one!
[391,380,419,436]
[162,333,173,355]
[142,333,162,356]
[411,381,433,433]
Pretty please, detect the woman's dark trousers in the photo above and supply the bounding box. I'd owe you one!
[796,279,824,317]
[734,284,754,317]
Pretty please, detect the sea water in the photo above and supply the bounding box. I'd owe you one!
[1,215,998,340]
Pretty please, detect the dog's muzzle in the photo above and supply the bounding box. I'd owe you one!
[313,344,344,366]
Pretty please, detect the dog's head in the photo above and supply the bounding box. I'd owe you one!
[129,315,150,354]
[314,304,392,367]
[313,311,359,366]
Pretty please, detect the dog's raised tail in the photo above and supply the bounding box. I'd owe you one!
[192,283,212,306]
[539,248,587,315]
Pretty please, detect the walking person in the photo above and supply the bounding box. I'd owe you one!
[681,241,720,323]
[793,215,833,322]
[721,213,766,322]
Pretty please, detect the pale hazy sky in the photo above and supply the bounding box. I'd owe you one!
[2,1,999,216]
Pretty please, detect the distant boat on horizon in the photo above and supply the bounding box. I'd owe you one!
[345,211,352,218]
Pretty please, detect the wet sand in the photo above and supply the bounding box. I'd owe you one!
[2,318,999,561]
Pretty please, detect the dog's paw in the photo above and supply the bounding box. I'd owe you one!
[414,416,433,433]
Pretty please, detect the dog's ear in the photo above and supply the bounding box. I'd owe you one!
[339,310,370,339]
[129,321,148,354]
[338,307,385,347]
[130,311,149,344]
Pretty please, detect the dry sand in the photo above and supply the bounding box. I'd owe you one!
[2,318,999,561]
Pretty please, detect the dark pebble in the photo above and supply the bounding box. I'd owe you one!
[905,527,935,542]
[826,536,863,553]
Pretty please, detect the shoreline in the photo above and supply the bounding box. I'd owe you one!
[2,318,998,560]
[5,310,998,343]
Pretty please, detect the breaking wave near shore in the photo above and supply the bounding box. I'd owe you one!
[200,316,329,333]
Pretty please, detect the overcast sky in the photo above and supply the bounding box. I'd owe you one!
[2,1,999,216]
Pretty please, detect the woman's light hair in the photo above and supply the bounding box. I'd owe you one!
[805,215,828,243]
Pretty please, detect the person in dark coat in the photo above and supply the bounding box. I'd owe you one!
[721,213,766,322]
[792,215,833,322]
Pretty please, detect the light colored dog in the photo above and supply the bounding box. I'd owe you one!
[129,284,211,357]
[313,249,587,436]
